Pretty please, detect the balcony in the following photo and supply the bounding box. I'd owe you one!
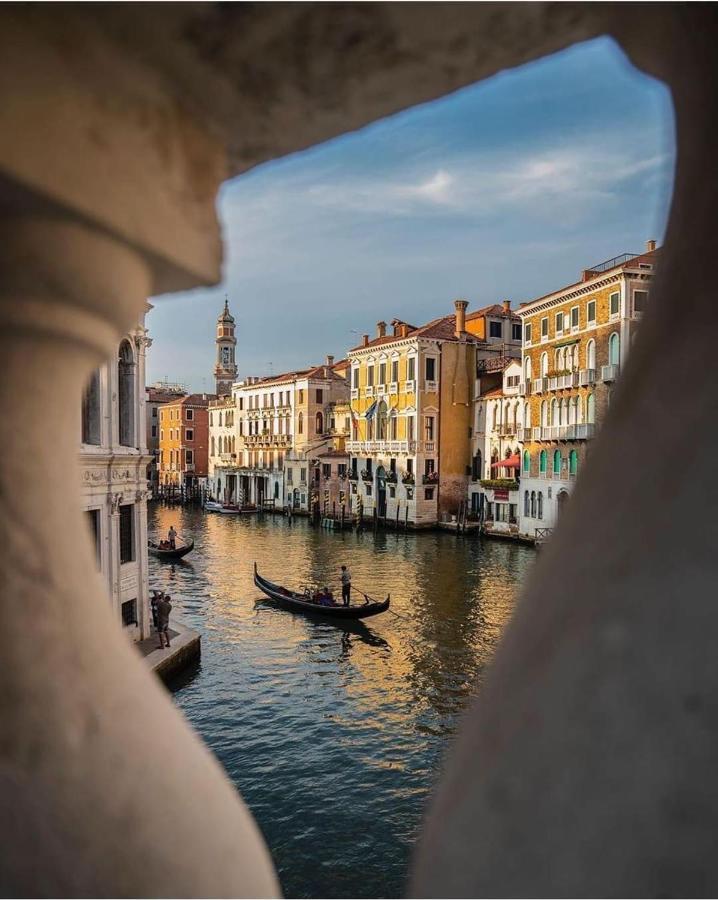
[602,364,619,382]
[519,381,531,396]
[422,472,439,485]
[388,381,398,395]
[532,377,548,394]
[185,462,195,472]
[403,379,416,393]
[365,385,374,398]
[425,380,438,393]
[348,471,359,481]
[480,478,519,491]
[578,368,596,386]
[530,423,597,441]
[350,388,359,400]
[423,440,436,452]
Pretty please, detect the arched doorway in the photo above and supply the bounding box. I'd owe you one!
[376,465,387,518]
[557,489,570,520]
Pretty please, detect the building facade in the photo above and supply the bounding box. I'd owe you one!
[145,382,186,493]
[347,300,521,527]
[469,357,523,534]
[517,241,657,538]
[79,317,153,641]
[207,394,238,502]
[214,298,238,396]
[158,394,214,490]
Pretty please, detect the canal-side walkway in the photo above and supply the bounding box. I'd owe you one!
[137,615,201,682]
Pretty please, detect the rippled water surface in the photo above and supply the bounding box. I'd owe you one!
[148,505,535,898]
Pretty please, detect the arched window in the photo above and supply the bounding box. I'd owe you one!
[572,344,579,371]
[537,491,543,519]
[576,394,584,423]
[298,412,304,435]
[609,332,620,366]
[524,357,532,382]
[587,393,596,423]
[81,369,101,445]
[541,352,548,377]
[211,436,215,456]
[524,490,530,516]
[551,398,559,425]
[524,402,531,429]
[530,491,536,518]
[541,400,548,427]
[389,409,398,440]
[539,450,547,475]
[376,401,387,440]
[523,450,530,473]
[586,339,596,370]
[118,339,135,447]
[316,411,324,435]
[553,449,562,475]
[561,398,569,426]
[569,449,578,477]
[569,396,578,425]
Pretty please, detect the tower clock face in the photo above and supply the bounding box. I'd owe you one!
[221,347,231,366]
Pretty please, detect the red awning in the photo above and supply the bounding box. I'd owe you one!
[491,454,520,469]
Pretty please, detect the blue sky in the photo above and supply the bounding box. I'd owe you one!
[147,37,675,391]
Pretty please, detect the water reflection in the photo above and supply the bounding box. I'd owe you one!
[149,506,534,899]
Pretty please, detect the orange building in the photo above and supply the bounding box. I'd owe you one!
[158,393,215,490]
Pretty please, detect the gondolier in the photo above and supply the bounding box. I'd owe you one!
[340,565,351,606]
[168,525,177,549]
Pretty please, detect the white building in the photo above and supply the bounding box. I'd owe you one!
[468,357,524,535]
[79,314,153,641]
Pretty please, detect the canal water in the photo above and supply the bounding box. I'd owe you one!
[148,505,535,898]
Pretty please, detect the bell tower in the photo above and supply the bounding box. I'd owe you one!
[214,297,238,396]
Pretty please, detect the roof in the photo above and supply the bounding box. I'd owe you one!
[164,393,216,407]
[520,247,659,312]
[476,355,517,374]
[479,386,505,399]
[316,448,350,459]
[217,298,235,324]
[241,363,345,388]
[147,388,186,403]
[349,305,521,352]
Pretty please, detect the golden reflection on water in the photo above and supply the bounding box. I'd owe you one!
[149,505,535,899]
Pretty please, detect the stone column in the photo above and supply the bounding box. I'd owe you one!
[0,216,278,897]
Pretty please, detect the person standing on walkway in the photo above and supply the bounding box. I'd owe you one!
[167,525,177,549]
[340,565,351,607]
[156,594,172,650]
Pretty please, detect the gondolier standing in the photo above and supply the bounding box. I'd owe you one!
[340,565,351,606]
[168,525,177,550]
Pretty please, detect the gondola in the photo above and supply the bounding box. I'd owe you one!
[254,563,390,620]
[148,538,195,560]
[204,500,224,512]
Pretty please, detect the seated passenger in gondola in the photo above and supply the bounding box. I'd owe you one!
[317,586,335,606]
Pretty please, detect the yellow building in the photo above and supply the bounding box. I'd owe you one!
[517,241,657,537]
[347,300,521,527]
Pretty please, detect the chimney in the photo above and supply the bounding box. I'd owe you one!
[502,299,511,314]
[376,321,387,338]
[454,299,468,337]
[326,354,334,367]
[400,324,409,338]
[362,334,369,347]
[646,239,656,252]
[393,320,401,336]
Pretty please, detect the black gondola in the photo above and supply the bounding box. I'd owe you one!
[148,538,195,560]
[254,563,390,620]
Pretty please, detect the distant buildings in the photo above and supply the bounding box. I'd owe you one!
[517,241,657,537]
[79,313,152,641]
[346,300,521,528]
[158,394,214,491]
[146,381,187,492]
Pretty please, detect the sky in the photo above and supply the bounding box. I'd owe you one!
[146,36,675,392]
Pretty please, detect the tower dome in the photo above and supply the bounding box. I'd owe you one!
[214,296,238,396]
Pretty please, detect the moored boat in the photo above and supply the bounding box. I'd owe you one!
[254,563,390,620]
[148,538,195,560]
[217,504,242,515]
[204,500,224,512]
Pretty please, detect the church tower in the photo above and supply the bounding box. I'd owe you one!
[214,297,238,396]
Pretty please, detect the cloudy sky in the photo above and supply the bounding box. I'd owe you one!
[147,37,675,391]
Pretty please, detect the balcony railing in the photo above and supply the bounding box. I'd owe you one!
[403,380,416,393]
[350,388,359,400]
[529,423,597,441]
[388,381,398,394]
[365,385,374,397]
[519,381,531,396]
[578,368,596,386]
[425,380,438,393]
[532,377,548,394]
[602,363,619,382]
